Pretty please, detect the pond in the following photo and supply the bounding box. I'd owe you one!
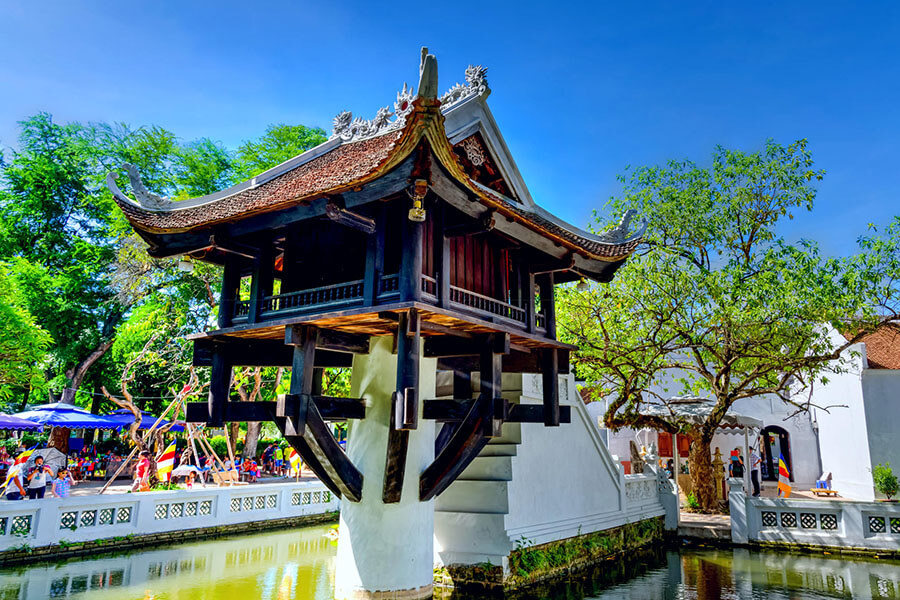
[2,526,900,599]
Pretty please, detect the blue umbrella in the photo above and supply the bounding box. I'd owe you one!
[106,409,185,433]
[0,413,42,431]
[14,403,123,430]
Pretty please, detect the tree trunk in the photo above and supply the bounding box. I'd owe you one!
[60,338,115,404]
[49,426,70,453]
[688,434,717,512]
[229,422,241,454]
[243,422,262,460]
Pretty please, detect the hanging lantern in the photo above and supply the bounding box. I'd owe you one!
[576,278,589,292]
[177,256,194,273]
[407,179,428,222]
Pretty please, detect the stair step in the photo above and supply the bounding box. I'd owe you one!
[435,480,510,514]
[457,455,513,481]
[478,443,517,457]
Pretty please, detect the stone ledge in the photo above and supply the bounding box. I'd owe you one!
[434,516,665,594]
[0,510,339,567]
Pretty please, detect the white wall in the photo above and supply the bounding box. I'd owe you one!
[861,369,900,497]
[812,336,876,500]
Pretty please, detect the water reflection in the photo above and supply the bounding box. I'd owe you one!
[3,529,900,599]
[0,525,335,600]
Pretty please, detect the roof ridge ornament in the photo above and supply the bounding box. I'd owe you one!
[596,209,648,244]
[106,163,172,210]
[440,65,489,108]
[331,82,416,143]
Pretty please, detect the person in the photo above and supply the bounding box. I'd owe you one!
[0,447,10,466]
[274,445,284,477]
[26,456,52,499]
[187,470,196,489]
[262,444,275,474]
[132,450,151,492]
[750,443,762,497]
[4,468,26,501]
[52,468,75,498]
[665,459,675,480]
[729,447,745,479]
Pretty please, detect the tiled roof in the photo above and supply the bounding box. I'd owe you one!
[113,132,401,232]
[844,329,900,370]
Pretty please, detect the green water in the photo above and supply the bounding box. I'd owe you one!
[3,528,900,599]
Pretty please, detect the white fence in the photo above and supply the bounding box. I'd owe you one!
[729,479,900,551]
[0,480,339,551]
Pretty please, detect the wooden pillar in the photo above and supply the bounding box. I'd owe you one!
[481,333,508,438]
[437,205,451,307]
[384,309,421,503]
[363,207,386,306]
[537,273,556,338]
[282,325,317,436]
[399,215,424,303]
[218,255,241,329]
[435,370,470,454]
[541,348,560,427]
[248,242,274,324]
[207,348,231,427]
[525,271,536,334]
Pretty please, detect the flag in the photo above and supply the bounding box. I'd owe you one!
[286,448,302,476]
[777,454,792,498]
[157,442,177,482]
[1,445,37,491]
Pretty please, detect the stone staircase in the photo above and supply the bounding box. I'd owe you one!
[433,422,522,566]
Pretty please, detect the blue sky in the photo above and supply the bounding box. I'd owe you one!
[1,2,898,256]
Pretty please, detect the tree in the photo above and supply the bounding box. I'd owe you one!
[0,262,52,408]
[233,124,327,180]
[558,139,900,511]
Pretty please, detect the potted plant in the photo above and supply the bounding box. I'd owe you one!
[873,463,899,502]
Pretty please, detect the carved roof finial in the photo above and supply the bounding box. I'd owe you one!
[106,163,172,210]
[417,51,438,100]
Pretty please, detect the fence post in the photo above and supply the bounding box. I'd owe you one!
[728,478,748,544]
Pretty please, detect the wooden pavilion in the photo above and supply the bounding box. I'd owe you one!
[109,50,644,505]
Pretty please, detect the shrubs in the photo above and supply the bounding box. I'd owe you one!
[873,463,899,501]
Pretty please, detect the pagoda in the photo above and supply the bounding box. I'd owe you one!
[110,49,643,598]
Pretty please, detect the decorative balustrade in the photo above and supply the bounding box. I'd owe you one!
[261,279,364,314]
[0,481,338,552]
[234,300,251,318]
[377,273,399,297]
[535,312,546,330]
[449,285,528,324]
[421,274,438,298]
[729,480,900,551]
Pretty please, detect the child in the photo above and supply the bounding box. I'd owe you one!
[52,468,75,498]
[187,470,196,489]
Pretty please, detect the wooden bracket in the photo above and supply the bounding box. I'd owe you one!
[325,197,377,234]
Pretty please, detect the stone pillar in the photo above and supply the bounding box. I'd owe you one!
[335,336,437,600]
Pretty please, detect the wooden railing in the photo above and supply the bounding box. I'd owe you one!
[378,273,399,297]
[261,279,364,314]
[234,300,251,318]
[421,274,437,298]
[449,285,528,324]
[535,312,546,330]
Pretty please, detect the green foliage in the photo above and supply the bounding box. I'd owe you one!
[233,124,327,180]
[208,435,243,459]
[151,481,180,491]
[0,262,51,403]
[559,139,900,445]
[686,492,701,510]
[873,463,899,500]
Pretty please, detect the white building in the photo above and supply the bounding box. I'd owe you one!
[584,326,900,500]
[812,327,900,501]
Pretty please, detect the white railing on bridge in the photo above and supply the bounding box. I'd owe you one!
[729,479,900,551]
[0,480,338,551]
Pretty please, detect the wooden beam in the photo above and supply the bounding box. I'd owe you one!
[209,234,260,260]
[423,400,571,424]
[384,310,420,503]
[419,394,491,501]
[531,254,575,276]
[193,339,353,368]
[480,334,504,438]
[363,205,386,306]
[206,351,231,427]
[285,325,370,355]
[443,211,496,238]
[186,398,364,423]
[325,198,377,234]
[437,348,570,375]
[541,348,560,426]
[434,370,469,455]
[399,206,424,302]
[424,332,510,358]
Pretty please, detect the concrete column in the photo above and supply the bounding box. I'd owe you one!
[335,336,437,600]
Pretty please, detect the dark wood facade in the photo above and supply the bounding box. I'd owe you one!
[111,51,641,505]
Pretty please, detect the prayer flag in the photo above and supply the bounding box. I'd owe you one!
[157,442,177,482]
[1,445,37,491]
[777,454,792,498]
[287,448,302,475]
